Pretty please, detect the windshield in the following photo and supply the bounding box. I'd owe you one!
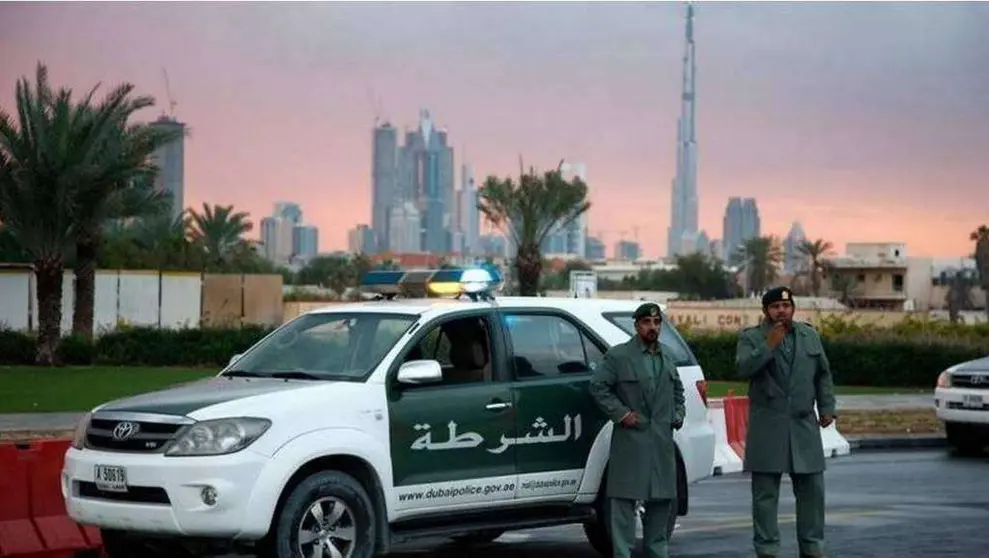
[603,312,698,367]
[223,312,416,380]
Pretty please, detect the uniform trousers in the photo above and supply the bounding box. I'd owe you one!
[751,471,825,556]
[607,497,673,558]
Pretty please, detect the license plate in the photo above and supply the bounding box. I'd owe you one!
[962,394,984,409]
[94,465,128,493]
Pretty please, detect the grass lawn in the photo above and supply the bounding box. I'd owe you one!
[704,381,928,399]
[0,366,930,414]
[0,366,218,413]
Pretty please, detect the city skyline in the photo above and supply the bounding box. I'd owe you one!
[2,2,987,258]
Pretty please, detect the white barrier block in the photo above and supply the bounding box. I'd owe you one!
[160,272,202,329]
[94,271,119,335]
[0,271,31,331]
[707,400,743,476]
[118,271,160,327]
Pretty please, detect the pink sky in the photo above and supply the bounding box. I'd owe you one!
[2,2,987,259]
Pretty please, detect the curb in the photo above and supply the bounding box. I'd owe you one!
[847,434,947,450]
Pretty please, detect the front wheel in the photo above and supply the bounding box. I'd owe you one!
[269,471,376,558]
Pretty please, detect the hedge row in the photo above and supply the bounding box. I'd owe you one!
[1,326,985,388]
[0,326,273,368]
[684,331,986,388]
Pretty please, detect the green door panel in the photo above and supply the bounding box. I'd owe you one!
[511,375,607,475]
[388,383,517,486]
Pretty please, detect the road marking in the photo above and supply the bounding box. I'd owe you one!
[675,509,888,535]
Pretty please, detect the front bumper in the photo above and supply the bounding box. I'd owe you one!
[934,387,989,425]
[62,446,271,539]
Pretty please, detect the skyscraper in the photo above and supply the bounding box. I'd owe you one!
[458,160,480,256]
[148,115,185,220]
[722,197,761,263]
[397,110,454,254]
[783,221,808,273]
[371,123,398,254]
[666,2,700,259]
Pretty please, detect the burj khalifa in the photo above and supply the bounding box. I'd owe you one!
[666,2,702,259]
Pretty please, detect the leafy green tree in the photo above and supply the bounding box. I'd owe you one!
[189,203,253,269]
[971,225,989,319]
[0,63,109,364]
[477,159,590,296]
[796,238,834,297]
[738,235,783,295]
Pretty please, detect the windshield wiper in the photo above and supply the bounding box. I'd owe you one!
[222,370,267,378]
[222,370,327,381]
[267,370,324,380]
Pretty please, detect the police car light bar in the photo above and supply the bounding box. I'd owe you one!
[359,266,503,300]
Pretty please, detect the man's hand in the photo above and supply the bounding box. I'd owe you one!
[767,321,787,349]
[620,410,639,428]
[819,414,836,428]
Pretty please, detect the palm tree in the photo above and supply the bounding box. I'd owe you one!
[477,158,590,296]
[943,269,976,324]
[0,63,112,364]
[971,225,989,319]
[796,238,833,297]
[189,203,253,269]
[737,235,783,295]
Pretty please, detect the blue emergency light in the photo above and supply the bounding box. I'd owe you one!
[359,266,503,301]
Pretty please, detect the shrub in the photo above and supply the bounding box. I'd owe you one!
[94,325,272,367]
[57,334,96,365]
[684,330,988,388]
[0,328,36,365]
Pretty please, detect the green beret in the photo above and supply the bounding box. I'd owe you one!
[761,286,794,307]
[633,302,662,321]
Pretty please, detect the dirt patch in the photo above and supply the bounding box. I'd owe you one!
[837,409,943,436]
[0,429,73,443]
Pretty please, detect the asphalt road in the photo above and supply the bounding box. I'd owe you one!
[364,448,988,558]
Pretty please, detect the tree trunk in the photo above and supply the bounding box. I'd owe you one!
[72,236,98,340]
[35,257,64,366]
[514,242,543,296]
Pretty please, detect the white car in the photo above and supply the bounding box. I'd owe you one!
[935,356,989,455]
[61,267,715,557]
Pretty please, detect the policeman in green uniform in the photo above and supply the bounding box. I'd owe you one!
[735,286,837,558]
[589,302,686,558]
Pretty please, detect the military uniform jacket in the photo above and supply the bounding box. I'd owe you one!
[735,320,837,474]
[589,336,686,501]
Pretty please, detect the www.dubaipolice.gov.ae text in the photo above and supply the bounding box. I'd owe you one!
[397,478,579,502]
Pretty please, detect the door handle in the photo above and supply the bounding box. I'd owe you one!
[485,401,512,411]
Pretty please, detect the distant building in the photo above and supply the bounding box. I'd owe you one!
[722,197,760,263]
[388,202,422,254]
[148,115,186,220]
[347,224,375,254]
[783,221,808,273]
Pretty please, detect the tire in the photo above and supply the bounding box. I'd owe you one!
[270,470,377,558]
[946,422,987,457]
[450,529,505,545]
[100,529,193,558]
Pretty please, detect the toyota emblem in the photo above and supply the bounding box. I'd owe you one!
[972,375,986,386]
[111,421,140,441]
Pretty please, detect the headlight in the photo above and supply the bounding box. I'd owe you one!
[164,417,271,457]
[71,412,91,449]
[936,371,951,388]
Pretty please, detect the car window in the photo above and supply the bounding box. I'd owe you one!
[603,312,698,367]
[226,312,415,380]
[503,313,603,379]
[399,315,494,385]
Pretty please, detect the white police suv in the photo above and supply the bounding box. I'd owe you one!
[61,267,716,557]
[935,356,989,455]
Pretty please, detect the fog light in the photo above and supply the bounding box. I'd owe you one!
[201,486,218,506]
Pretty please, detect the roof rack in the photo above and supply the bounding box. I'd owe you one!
[359,266,504,302]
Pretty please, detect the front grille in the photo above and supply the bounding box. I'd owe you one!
[85,412,192,453]
[952,373,989,390]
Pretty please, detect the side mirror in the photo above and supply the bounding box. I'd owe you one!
[228,353,243,367]
[397,360,443,385]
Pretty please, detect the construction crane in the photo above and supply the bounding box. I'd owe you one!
[161,68,177,117]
